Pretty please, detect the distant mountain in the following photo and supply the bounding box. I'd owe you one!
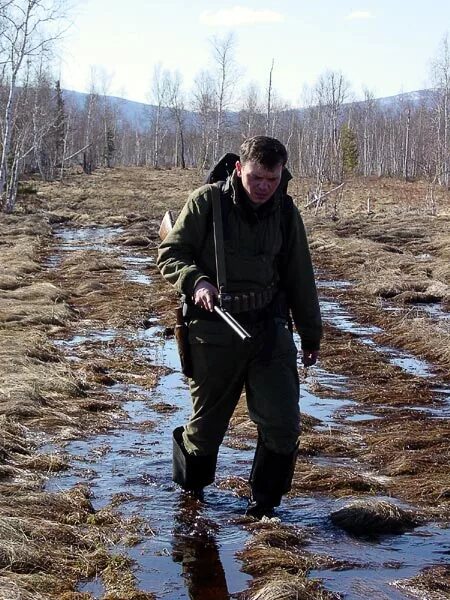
[62,87,438,129]
[62,89,155,125]
[352,89,437,112]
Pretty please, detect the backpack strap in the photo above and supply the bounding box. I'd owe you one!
[210,185,227,295]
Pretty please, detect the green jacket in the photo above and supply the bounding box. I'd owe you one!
[157,171,322,351]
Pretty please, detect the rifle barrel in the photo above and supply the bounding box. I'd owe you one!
[214,306,251,341]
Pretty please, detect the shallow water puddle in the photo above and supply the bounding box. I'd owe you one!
[320,294,450,417]
[309,520,450,600]
[321,297,440,379]
[47,333,253,598]
[301,386,355,425]
[122,256,154,285]
[47,327,450,599]
[321,299,383,337]
[55,225,125,246]
[381,298,450,329]
[45,226,450,598]
[317,278,352,290]
[45,226,124,267]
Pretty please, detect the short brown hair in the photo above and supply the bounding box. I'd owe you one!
[239,136,288,168]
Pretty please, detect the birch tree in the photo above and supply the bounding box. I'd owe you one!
[430,34,450,186]
[266,59,274,135]
[210,33,237,161]
[191,70,216,168]
[166,70,186,168]
[0,0,67,212]
[239,83,263,138]
[150,63,170,168]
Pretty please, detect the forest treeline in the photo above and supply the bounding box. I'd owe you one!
[2,0,450,212]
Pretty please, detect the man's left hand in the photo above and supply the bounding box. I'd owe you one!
[302,350,319,367]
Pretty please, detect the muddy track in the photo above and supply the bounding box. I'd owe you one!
[1,168,449,599]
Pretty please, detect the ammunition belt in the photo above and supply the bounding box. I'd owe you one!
[220,286,277,314]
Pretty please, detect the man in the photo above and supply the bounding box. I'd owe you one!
[157,136,322,518]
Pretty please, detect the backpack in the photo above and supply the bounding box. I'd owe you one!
[205,153,240,185]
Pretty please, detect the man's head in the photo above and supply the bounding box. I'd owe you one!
[236,136,288,205]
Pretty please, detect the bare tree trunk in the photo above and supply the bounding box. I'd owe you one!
[0,84,17,201]
[403,108,411,180]
[266,59,274,135]
[211,33,236,162]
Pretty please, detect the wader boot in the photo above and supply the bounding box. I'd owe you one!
[246,438,299,519]
[172,426,218,498]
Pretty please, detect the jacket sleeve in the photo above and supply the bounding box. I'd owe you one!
[156,186,213,297]
[281,203,322,351]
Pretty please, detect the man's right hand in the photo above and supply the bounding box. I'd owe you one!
[193,281,218,312]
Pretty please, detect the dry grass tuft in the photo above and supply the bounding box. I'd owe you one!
[299,431,359,457]
[0,282,68,302]
[375,315,450,372]
[0,415,30,456]
[62,251,125,275]
[216,476,250,497]
[0,576,47,600]
[17,453,69,472]
[0,214,51,239]
[0,274,20,290]
[238,523,339,599]
[58,593,93,599]
[249,527,309,551]
[0,484,94,524]
[0,297,74,326]
[242,575,339,600]
[74,280,108,295]
[330,499,420,535]
[292,462,385,497]
[0,238,42,277]
[392,565,450,599]
[78,398,120,413]
[0,328,85,425]
[239,541,311,577]
[101,553,156,600]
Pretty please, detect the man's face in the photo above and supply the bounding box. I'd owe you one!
[236,160,283,205]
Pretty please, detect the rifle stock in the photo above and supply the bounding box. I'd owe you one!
[159,210,175,241]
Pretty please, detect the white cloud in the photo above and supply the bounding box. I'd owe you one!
[345,10,374,20]
[200,6,284,27]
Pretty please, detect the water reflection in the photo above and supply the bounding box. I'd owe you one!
[172,493,231,600]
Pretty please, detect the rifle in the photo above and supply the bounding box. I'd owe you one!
[159,210,251,342]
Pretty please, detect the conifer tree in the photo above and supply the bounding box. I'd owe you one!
[341,124,359,175]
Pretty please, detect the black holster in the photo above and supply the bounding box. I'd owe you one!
[175,306,193,378]
[173,426,217,491]
[249,437,299,507]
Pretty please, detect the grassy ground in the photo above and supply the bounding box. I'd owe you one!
[0,166,448,598]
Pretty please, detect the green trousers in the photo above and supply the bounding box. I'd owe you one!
[182,317,300,457]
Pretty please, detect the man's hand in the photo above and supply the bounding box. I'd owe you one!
[193,281,218,312]
[302,350,319,367]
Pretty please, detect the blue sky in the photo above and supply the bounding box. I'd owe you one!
[59,1,450,106]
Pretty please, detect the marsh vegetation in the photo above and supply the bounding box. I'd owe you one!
[0,167,448,599]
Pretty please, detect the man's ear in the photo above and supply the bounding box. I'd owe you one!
[235,160,242,177]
